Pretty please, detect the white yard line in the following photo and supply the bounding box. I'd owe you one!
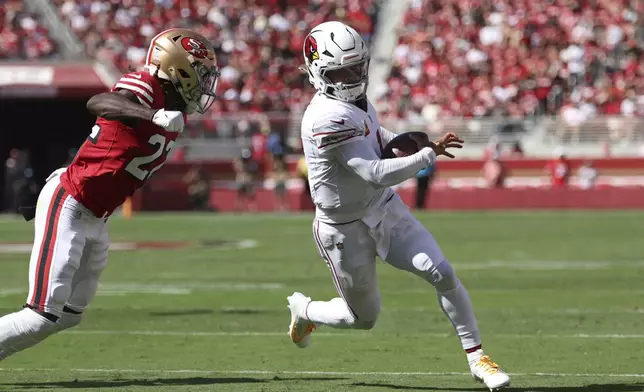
[0,367,642,378]
[453,260,644,270]
[65,330,356,337]
[0,282,285,297]
[394,307,644,315]
[63,330,644,339]
[64,330,363,338]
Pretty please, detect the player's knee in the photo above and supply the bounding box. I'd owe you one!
[348,294,380,330]
[353,318,377,330]
[350,305,379,330]
[55,312,83,332]
[413,253,458,291]
[412,252,439,275]
[433,261,459,293]
[412,253,442,283]
[49,286,73,313]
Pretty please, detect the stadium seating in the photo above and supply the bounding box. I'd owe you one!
[53,0,378,115]
[1,1,57,59]
[17,0,644,145]
[382,0,644,129]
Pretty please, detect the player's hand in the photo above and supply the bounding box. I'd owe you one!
[152,109,185,133]
[430,132,464,159]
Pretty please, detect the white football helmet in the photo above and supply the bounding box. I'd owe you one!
[303,21,370,102]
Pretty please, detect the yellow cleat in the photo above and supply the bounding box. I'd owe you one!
[287,292,316,348]
[470,355,511,391]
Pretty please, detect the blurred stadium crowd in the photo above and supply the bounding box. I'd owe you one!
[1,1,56,59]
[54,0,378,115]
[6,0,644,121]
[379,0,644,126]
[2,0,643,213]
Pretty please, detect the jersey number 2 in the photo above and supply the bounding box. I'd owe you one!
[125,134,175,181]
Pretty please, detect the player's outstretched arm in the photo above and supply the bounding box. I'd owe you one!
[334,140,436,188]
[86,89,156,124]
[87,89,184,132]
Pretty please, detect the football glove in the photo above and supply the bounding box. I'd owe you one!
[152,109,185,133]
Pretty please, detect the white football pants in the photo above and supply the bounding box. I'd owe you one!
[311,195,481,349]
[26,169,109,317]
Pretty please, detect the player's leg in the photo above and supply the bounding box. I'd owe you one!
[287,219,380,347]
[57,222,109,332]
[385,210,510,390]
[386,214,481,349]
[0,181,86,360]
[307,220,380,329]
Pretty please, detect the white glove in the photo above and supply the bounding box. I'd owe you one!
[152,109,185,133]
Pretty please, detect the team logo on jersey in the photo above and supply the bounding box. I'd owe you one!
[305,35,319,62]
[364,121,370,136]
[336,242,344,250]
[181,37,213,60]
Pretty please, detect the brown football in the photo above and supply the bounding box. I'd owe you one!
[381,131,430,159]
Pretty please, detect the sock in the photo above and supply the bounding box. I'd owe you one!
[437,279,482,351]
[466,347,484,364]
[0,308,57,361]
[304,297,356,328]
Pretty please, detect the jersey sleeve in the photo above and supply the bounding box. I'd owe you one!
[309,115,365,154]
[113,71,159,108]
[334,141,436,188]
[378,126,398,146]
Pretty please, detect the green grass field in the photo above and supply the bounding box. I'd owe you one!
[0,210,643,392]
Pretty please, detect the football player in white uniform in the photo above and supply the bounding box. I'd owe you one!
[287,21,510,391]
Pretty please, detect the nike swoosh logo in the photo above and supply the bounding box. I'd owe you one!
[129,74,142,79]
[330,119,345,125]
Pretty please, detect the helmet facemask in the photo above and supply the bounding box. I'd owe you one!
[169,61,220,114]
[320,58,370,102]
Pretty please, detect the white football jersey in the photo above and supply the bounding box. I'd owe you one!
[301,93,395,224]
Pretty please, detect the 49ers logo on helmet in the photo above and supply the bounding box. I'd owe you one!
[181,37,213,60]
[305,35,319,62]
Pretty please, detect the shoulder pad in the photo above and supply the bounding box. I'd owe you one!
[113,71,159,108]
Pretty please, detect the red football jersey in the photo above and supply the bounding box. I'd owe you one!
[60,71,183,218]
[546,158,570,187]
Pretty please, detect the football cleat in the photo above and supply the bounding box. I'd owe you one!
[470,354,511,391]
[287,292,316,348]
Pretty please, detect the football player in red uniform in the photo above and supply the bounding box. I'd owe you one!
[0,28,220,361]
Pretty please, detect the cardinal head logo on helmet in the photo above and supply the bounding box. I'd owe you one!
[305,35,319,62]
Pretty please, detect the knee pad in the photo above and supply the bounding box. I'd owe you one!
[55,310,83,332]
[413,254,458,291]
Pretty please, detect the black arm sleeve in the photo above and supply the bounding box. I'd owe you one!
[86,89,156,127]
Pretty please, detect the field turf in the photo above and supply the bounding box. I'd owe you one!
[0,211,642,392]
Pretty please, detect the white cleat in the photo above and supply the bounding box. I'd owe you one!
[470,354,511,391]
[287,292,316,348]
